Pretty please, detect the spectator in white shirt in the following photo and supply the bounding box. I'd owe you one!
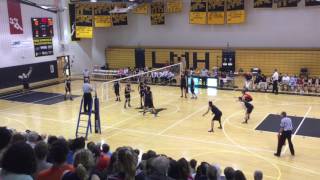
[272,69,279,94]
[200,68,209,86]
[274,111,295,157]
[83,69,90,82]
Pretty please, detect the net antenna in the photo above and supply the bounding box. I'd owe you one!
[99,62,182,102]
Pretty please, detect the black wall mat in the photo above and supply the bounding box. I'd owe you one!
[0,60,58,89]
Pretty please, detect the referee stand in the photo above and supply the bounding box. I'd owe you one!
[75,90,101,139]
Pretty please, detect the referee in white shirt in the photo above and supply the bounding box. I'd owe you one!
[82,79,93,113]
[272,69,279,94]
[274,111,295,157]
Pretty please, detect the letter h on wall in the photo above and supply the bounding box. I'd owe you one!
[193,52,209,70]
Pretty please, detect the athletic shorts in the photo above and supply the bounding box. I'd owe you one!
[212,114,222,121]
[115,90,119,96]
[180,84,187,90]
[125,94,130,99]
[65,84,71,92]
[190,88,195,93]
[247,107,253,114]
[145,102,154,108]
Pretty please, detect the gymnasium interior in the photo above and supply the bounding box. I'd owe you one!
[0,0,320,180]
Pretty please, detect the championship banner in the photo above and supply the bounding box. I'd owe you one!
[277,0,298,7]
[75,3,93,38]
[94,3,113,27]
[151,2,165,25]
[112,2,128,26]
[111,13,128,26]
[207,0,225,25]
[254,0,273,8]
[69,4,80,41]
[167,0,183,13]
[226,0,245,24]
[133,3,148,14]
[7,0,23,34]
[189,0,207,25]
[305,0,320,6]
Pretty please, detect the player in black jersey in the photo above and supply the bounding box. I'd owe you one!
[190,77,197,99]
[180,73,187,98]
[238,97,254,124]
[138,82,146,108]
[143,86,157,117]
[124,83,133,108]
[113,81,120,101]
[203,101,223,132]
[64,76,73,101]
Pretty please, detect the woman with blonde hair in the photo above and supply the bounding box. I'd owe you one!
[62,149,100,180]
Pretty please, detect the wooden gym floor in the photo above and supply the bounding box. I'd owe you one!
[0,80,320,180]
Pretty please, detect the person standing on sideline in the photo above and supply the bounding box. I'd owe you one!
[83,68,90,82]
[203,101,223,132]
[272,69,279,94]
[190,77,197,99]
[274,111,295,157]
[82,79,93,113]
[200,67,208,87]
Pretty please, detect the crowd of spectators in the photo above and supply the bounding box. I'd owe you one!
[0,127,264,180]
[243,72,320,94]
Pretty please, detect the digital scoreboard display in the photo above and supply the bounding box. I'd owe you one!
[31,18,54,38]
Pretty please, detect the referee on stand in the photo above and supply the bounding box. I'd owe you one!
[82,78,93,113]
[274,111,295,157]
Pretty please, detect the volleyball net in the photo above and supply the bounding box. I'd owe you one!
[97,63,182,102]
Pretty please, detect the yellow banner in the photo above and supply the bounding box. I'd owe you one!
[227,10,245,24]
[94,16,112,27]
[133,3,148,14]
[167,0,183,13]
[75,3,93,38]
[189,12,207,24]
[93,3,113,27]
[207,0,225,24]
[151,13,165,25]
[226,0,245,24]
[75,26,93,38]
[112,13,128,26]
[207,12,224,24]
[151,2,165,25]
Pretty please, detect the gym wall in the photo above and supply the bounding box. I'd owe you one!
[70,0,320,73]
[0,0,61,68]
[106,47,320,76]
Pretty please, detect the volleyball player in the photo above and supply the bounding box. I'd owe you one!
[203,101,223,132]
[238,97,254,123]
[190,77,197,99]
[64,76,73,101]
[124,83,133,108]
[180,73,187,98]
[240,89,252,102]
[113,81,120,101]
[143,86,157,117]
[138,82,146,108]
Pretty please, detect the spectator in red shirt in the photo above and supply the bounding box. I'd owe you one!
[37,139,73,180]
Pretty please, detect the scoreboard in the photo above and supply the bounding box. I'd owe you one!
[31,18,54,38]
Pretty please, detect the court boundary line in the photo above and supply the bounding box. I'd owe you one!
[253,113,270,130]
